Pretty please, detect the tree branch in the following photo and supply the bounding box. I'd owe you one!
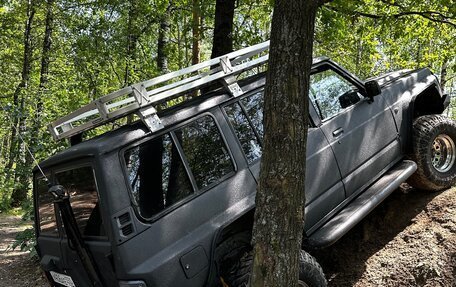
[325,5,456,28]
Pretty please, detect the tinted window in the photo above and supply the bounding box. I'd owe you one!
[36,176,58,236]
[225,103,262,163]
[241,92,264,140]
[55,167,105,237]
[125,134,193,218]
[176,116,234,189]
[309,69,360,120]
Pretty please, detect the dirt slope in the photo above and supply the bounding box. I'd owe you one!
[0,186,454,286]
[312,185,456,287]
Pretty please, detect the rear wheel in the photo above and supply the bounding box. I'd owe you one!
[221,249,327,287]
[408,115,456,191]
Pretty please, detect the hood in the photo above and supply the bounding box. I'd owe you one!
[368,69,420,87]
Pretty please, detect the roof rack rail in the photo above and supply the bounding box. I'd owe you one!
[48,41,270,141]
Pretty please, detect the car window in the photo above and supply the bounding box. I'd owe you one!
[55,167,106,237]
[240,92,264,140]
[176,115,234,189]
[125,133,193,218]
[309,69,360,120]
[225,102,262,163]
[36,175,58,236]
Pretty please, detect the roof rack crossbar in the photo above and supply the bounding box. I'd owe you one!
[49,41,270,141]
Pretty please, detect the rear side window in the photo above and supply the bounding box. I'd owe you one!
[225,102,262,163]
[55,167,105,237]
[124,115,234,219]
[241,92,264,140]
[176,116,234,189]
[224,92,264,164]
[36,176,58,236]
[125,134,193,218]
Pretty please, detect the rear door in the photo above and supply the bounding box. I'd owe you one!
[54,164,117,287]
[35,164,117,287]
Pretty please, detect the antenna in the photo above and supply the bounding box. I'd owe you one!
[3,108,49,183]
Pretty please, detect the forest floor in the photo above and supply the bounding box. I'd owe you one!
[312,185,456,287]
[0,186,454,287]
[0,213,47,286]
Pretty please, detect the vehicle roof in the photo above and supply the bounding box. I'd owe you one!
[35,56,331,171]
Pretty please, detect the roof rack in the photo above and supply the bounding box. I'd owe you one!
[48,41,270,141]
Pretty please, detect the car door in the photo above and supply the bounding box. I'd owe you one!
[223,89,345,231]
[310,62,402,197]
[54,164,117,287]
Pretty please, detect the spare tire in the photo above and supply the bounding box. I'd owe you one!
[408,115,456,191]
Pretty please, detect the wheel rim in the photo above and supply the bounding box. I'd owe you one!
[298,280,309,287]
[432,134,456,173]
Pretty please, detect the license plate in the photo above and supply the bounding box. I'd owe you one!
[50,271,76,287]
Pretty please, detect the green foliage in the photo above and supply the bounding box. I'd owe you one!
[0,0,454,255]
[9,227,37,259]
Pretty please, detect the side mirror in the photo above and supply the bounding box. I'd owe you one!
[365,80,381,102]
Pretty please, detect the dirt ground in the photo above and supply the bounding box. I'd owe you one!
[0,214,47,286]
[0,186,454,287]
[312,185,456,287]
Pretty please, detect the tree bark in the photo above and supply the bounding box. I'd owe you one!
[125,0,139,86]
[211,0,236,58]
[157,1,172,73]
[191,0,201,65]
[440,57,449,93]
[11,0,55,208]
[250,1,324,286]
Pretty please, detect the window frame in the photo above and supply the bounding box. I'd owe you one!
[308,62,367,124]
[53,163,107,240]
[34,173,59,238]
[120,112,237,222]
[34,160,107,241]
[222,88,265,166]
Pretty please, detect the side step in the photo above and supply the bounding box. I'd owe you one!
[305,160,417,249]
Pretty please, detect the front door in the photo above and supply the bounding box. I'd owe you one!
[309,63,401,197]
[222,89,345,232]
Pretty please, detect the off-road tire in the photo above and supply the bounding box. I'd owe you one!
[408,115,456,191]
[222,249,326,287]
[217,232,252,287]
[298,250,327,287]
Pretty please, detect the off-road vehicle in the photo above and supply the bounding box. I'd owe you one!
[33,41,454,287]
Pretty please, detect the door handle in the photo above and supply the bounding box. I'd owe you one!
[332,128,344,137]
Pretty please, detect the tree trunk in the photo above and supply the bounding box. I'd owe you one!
[191,0,201,65]
[157,1,172,73]
[125,0,139,87]
[11,0,55,207]
[250,1,324,286]
[211,0,236,58]
[440,57,449,93]
[6,0,35,203]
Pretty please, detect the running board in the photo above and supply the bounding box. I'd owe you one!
[304,160,417,249]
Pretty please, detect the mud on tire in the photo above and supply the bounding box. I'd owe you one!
[408,115,456,191]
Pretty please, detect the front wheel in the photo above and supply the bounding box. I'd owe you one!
[222,250,327,287]
[408,115,456,191]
